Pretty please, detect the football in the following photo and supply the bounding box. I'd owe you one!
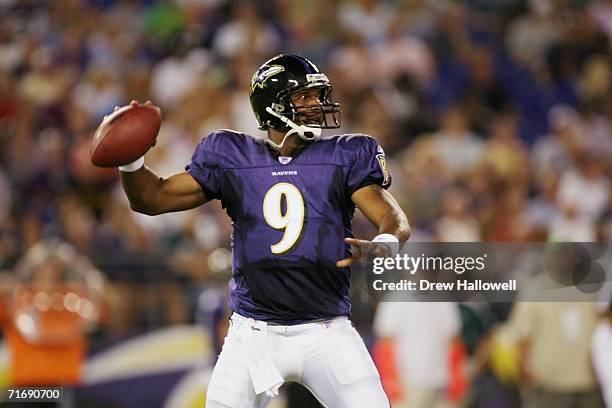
[90,102,161,167]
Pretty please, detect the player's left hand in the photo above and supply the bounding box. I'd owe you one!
[336,238,391,268]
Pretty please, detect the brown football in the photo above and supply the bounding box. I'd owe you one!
[90,103,161,167]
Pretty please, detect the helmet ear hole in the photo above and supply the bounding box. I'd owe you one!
[271,103,284,113]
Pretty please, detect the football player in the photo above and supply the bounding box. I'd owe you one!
[119,54,410,408]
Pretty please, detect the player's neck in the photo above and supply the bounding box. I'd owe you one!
[268,129,303,157]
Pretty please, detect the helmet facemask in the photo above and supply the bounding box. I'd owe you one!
[283,84,341,131]
[265,79,341,150]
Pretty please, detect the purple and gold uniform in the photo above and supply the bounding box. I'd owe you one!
[187,130,390,324]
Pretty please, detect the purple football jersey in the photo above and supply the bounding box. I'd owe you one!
[186,130,391,324]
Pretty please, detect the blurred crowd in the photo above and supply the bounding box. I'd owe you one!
[0,0,610,406]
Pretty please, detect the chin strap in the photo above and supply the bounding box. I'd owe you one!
[265,107,321,150]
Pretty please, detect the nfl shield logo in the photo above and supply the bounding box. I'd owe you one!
[278,156,293,165]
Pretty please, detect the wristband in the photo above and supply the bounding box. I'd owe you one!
[372,233,400,257]
[372,233,399,243]
[118,156,145,172]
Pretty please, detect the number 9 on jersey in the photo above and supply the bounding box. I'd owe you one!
[263,182,305,254]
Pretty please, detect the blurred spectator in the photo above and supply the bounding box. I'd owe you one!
[337,0,393,44]
[532,105,581,180]
[556,155,609,220]
[482,186,534,242]
[328,34,375,97]
[550,154,610,241]
[150,48,212,108]
[0,240,104,386]
[429,105,484,179]
[578,55,611,104]
[212,1,281,59]
[526,172,559,240]
[71,66,124,122]
[481,112,530,187]
[435,188,481,242]
[372,22,436,89]
[509,302,605,408]
[505,0,561,73]
[17,47,74,110]
[462,47,512,129]
[374,301,462,408]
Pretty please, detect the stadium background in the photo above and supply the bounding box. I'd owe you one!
[0,0,610,407]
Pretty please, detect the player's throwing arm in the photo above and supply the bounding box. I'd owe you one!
[91,100,208,214]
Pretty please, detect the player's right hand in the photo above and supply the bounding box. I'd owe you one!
[109,99,161,115]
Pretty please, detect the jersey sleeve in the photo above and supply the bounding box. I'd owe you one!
[346,136,392,195]
[185,132,223,200]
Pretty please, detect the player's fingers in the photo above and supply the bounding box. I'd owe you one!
[336,255,358,268]
[144,100,162,115]
[344,238,369,247]
[336,241,362,267]
[130,100,139,106]
[113,105,119,111]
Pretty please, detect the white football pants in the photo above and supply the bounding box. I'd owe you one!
[205,313,390,408]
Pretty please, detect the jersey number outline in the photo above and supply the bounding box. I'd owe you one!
[263,182,305,254]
